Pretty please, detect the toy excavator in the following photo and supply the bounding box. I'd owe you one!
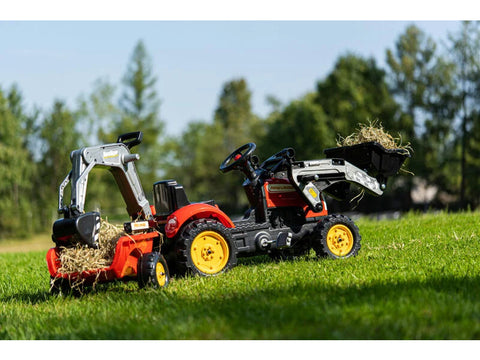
[46,131,409,292]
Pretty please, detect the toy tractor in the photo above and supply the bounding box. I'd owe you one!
[159,141,409,276]
[46,131,409,292]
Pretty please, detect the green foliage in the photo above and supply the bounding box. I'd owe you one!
[36,100,81,226]
[316,53,410,141]
[76,41,165,217]
[1,212,480,339]
[116,40,164,188]
[447,21,480,208]
[0,87,36,237]
[166,78,261,213]
[4,23,480,239]
[261,93,334,160]
[386,25,459,205]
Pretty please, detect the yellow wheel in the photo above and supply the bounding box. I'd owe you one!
[190,230,230,275]
[326,224,354,257]
[313,214,361,259]
[138,252,170,289]
[155,260,168,287]
[176,219,237,276]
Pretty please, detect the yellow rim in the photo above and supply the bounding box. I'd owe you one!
[326,224,354,257]
[190,230,229,274]
[155,261,167,287]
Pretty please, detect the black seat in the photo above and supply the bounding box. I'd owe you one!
[153,180,215,216]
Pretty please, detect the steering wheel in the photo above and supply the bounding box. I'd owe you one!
[219,143,256,173]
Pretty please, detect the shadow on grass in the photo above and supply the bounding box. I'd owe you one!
[5,273,480,339]
[163,274,480,339]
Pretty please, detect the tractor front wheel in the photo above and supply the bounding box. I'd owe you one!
[138,252,170,289]
[175,219,237,276]
[313,214,361,259]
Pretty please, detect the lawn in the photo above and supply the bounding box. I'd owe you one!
[1,211,480,340]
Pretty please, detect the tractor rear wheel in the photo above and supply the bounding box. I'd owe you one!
[175,219,237,276]
[313,214,361,259]
[138,252,170,289]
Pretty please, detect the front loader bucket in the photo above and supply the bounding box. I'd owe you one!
[52,211,101,249]
[324,142,410,184]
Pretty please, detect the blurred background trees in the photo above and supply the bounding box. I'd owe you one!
[2,22,480,238]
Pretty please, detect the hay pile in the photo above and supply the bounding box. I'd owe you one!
[58,219,124,275]
[336,120,411,155]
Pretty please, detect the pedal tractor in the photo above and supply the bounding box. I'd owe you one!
[46,132,409,292]
[159,142,409,276]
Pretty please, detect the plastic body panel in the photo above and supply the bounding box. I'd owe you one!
[46,231,160,285]
[164,203,235,238]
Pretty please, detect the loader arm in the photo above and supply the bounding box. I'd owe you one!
[59,142,152,219]
[288,158,382,212]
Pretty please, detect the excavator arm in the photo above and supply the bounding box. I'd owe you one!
[53,132,152,248]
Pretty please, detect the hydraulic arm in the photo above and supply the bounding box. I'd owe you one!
[53,132,152,248]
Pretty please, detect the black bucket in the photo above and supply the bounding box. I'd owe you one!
[52,211,101,248]
[324,142,410,182]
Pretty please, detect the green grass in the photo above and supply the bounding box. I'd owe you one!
[1,211,480,339]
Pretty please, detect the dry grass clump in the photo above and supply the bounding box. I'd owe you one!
[58,219,124,275]
[337,120,411,155]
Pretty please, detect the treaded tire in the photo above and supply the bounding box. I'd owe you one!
[175,219,237,276]
[50,276,71,295]
[138,252,170,289]
[312,214,361,259]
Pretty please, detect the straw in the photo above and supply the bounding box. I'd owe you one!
[57,219,124,275]
[336,120,412,156]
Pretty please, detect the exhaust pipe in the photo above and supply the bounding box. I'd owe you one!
[52,212,101,249]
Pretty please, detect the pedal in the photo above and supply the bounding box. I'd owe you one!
[276,232,292,249]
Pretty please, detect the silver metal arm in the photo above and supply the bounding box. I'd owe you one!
[59,142,153,219]
[289,158,383,211]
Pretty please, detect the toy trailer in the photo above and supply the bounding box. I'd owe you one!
[47,132,170,293]
[47,230,169,293]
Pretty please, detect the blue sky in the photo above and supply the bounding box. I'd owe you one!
[0,20,463,136]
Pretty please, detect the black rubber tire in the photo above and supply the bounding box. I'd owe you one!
[138,252,170,289]
[50,276,85,297]
[175,219,237,276]
[312,214,361,259]
[50,276,71,295]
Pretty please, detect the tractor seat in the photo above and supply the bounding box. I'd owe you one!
[153,180,215,216]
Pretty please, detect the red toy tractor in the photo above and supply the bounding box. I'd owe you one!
[158,141,409,276]
[47,132,409,292]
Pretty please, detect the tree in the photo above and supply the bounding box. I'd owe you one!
[447,21,480,208]
[78,41,165,217]
[261,93,334,160]
[214,78,262,150]
[0,87,35,237]
[118,40,164,187]
[99,40,165,195]
[37,100,81,226]
[316,54,410,142]
[164,78,261,215]
[386,25,460,208]
[213,78,263,213]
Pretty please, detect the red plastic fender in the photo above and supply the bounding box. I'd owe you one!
[164,203,235,238]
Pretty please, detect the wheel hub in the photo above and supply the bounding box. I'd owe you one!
[191,231,229,274]
[326,224,354,257]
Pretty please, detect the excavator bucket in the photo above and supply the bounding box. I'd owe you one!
[52,211,101,249]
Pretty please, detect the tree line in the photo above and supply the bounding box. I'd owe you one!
[1,22,480,239]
